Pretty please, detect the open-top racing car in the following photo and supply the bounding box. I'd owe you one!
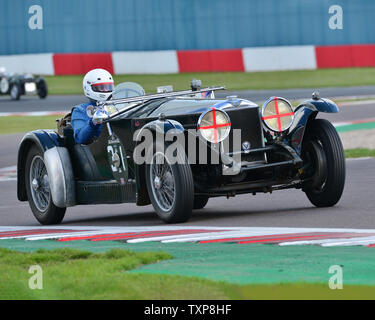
[0,68,48,100]
[17,82,345,224]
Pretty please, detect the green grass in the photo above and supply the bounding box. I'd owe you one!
[345,148,375,158]
[45,67,375,95]
[1,247,374,300]
[0,115,58,135]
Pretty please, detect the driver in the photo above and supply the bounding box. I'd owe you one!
[71,68,114,144]
[0,67,6,77]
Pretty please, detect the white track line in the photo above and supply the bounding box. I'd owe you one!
[0,165,17,181]
[26,231,108,241]
[0,111,66,117]
[159,230,293,243]
[337,99,375,107]
[127,231,240,243]
[322,237,375,247]
[279,236,375,246]
[0,166,17,172]
[347,157,375,161]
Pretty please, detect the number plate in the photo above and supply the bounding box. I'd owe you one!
[107,135,128,184]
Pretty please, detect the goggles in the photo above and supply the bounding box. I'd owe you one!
[91,82,114,93]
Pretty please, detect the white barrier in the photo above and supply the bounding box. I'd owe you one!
[0,53,54,75]
[242,45,317,72]
[0,46,319,75]
[112,50,179,74]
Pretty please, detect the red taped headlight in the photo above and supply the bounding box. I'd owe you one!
[262,97,294,132]
[197,108,231,143]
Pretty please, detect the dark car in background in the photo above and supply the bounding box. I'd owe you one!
[0,71,48,100]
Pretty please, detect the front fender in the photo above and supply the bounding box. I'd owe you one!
[134,118,185,142]
[17,130,75,207]
[133,118,185,206]
[286,98,339,154]
[296,98,339,114]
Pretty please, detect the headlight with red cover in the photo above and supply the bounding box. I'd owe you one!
[197,108,231,143]
[261,97,295,133]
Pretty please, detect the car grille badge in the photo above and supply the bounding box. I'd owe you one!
[242,141,251,153]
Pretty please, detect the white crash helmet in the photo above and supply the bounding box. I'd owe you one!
[0,67,6,76]
[83,68,114,102]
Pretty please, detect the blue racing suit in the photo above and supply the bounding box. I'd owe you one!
[71,101,102,144]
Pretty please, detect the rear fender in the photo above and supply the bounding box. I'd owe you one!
[286,98,339,154]
[17,130,75,207]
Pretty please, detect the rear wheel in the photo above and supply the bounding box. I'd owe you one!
[25,145,66,224]
[0,77,9,94]
[302,119,345,207]
[146,142,194,223]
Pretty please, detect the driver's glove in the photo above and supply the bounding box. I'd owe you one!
[92,109,109,125]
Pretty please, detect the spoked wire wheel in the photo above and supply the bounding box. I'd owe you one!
[145,142,194,223]
[29,155,51,212]
[25,145,66,225]
[149,152,176,212]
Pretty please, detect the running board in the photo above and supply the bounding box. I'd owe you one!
[76,180,136,205]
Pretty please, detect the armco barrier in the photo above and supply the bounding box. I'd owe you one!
[0,44,375,75]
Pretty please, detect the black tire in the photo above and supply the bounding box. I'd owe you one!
[25,145,66,224]
[0,77,9,94]
[37,79,48,99]
[193,196,209,210]
[10,83,21,100]
[145,142,194,223]
[302,119,345,207]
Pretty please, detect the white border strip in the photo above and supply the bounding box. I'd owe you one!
[112,50,178,74]
[0,53,54,75]
[0,111,66,117]
[242,46,317,72]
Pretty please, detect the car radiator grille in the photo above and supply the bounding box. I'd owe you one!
[223,106,265,163]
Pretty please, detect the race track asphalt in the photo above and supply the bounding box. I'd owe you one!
[0,95,84,113]
[0,157,374,228]
[0,93,374,228]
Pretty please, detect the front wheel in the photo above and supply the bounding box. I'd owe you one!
[146,142,194,223]
[25,145,66,224]
[302,119,345,207]
[37,79,48,99]
[10,83,21,100]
